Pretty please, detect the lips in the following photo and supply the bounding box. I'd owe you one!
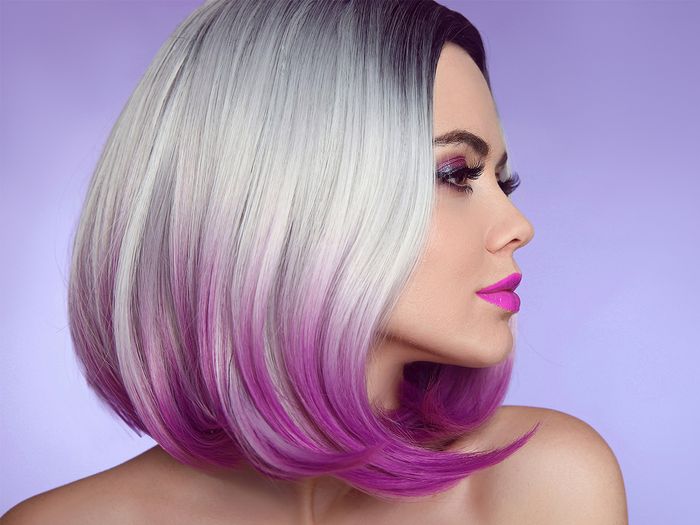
[476,272,522,294]
[476,272,522,313]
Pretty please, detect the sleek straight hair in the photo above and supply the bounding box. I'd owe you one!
[68,0,539,500]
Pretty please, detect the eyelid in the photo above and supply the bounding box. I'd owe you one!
[435,153,521,197]
[435,155,482,171]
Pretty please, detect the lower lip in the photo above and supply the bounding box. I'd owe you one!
[476,290,520,313]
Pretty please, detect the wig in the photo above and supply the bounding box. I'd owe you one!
[68,0,540,500]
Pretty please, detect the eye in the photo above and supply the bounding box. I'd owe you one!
[436,156,523,197]
[435,156,484,195]
[497,170,521,197]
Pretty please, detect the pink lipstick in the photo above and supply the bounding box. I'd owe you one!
[476,272,522,313]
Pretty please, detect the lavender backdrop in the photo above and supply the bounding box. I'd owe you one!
[1,1,698,522]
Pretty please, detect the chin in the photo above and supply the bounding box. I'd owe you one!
[463,352,511,368]
[431,346,512,369]
[443,332,514,368]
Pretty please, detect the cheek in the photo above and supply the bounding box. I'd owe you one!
[381,221,482,351]
[424,202,483,284]
[417,243,477,330]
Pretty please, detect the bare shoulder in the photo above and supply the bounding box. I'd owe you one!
[461,405,628,525]
[1,449,161,525]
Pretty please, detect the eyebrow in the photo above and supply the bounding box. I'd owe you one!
[433,129,508,168]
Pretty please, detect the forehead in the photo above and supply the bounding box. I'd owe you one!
[433,42,505,155]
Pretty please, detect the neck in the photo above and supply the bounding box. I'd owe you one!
[295,474,360,524]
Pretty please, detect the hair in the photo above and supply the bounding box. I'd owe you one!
[68,0,540,500]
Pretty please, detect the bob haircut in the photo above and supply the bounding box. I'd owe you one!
[68,0,539,500]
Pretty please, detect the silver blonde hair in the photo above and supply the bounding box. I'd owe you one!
[68,0,537,499]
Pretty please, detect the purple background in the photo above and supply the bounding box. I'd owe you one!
[2,1,698,522]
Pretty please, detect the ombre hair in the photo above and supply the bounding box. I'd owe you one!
[68,0,539,500]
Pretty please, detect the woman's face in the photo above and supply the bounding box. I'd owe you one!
[370,42,535,405]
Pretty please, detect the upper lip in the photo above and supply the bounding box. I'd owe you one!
[477,272,522,293]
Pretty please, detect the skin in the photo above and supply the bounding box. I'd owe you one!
[2,43,629,524]
[366,41,535,411]
[240,40,537,519]
[293,38,536,519]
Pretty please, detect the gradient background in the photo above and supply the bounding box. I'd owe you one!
[1,0,698,522]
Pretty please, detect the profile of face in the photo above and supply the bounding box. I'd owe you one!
[371,42,535,402]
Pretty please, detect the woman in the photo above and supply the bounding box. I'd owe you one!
[3,0,627,523]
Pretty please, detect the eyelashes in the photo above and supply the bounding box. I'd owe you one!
[435,157,521,197]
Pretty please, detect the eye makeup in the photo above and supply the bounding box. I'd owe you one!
[435,155,521,196]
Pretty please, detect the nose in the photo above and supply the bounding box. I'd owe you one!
[486,203,535,254]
